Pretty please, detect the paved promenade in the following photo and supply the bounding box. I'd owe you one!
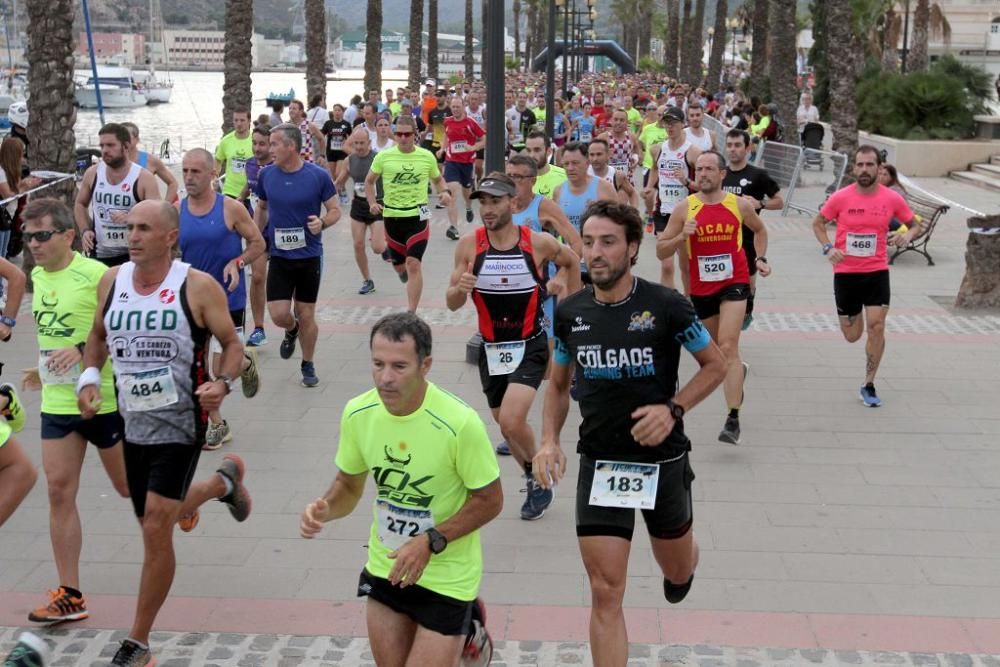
[1,177,999,665]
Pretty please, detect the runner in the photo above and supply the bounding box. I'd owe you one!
[637,104,667,230]
[253,123,341,388]
[595,109,641,206]
[300,312,502,666]
[321,104,354,197]
[179,149,265,448]
[373,117,396,153]
[0,256,30,528]
[17,199,129,625]
[423,90,452,173]
[587,138,637,205]
[343,127,388,295]
[811,145,917,407]
[446,173,581,520]
[506,91,537,154]
[121,122,179,203]
[238,125,273,348]
[645,106,701,290]
[287,99,325,164]
[367,115,453,313]
[74,123,161,267]
[440,96,486,240]
[214,108,254,205]
[722,128,784,330]
[466,90,487,183]
[525,131,567,199]
[553,142,618,237]
[683,102,715,152]
[77,199,253,667]
[532,200,726,667]
[658,151,771,445]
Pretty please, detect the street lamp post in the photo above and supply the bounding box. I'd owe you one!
[559,0,568,98]
[726,17,739,66]
[485,0,505,174]
[545,0,556,138]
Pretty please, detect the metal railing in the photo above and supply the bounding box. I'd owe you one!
[751,141,848,217]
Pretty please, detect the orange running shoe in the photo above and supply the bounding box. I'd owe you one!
[27,586,89,623]
[177,509,200,533]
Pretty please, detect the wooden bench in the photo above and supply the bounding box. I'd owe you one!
[890,192,949,266]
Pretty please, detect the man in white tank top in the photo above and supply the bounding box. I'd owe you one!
[684,102,715,153]
[644,106,702,291]
[77,199,254,667]
[74,123,161,267]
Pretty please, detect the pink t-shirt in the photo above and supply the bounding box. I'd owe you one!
[820,184,913,274]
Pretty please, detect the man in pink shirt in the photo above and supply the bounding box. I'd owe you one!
[812,145,917,407]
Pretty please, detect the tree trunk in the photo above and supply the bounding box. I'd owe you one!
[689,0,706,85]
[679,0,692,82]
[769,0,797,135]
[364,0,383,96]
[706,0,727,92]
[465,0,475,79]
[428,0,439,80]
[513,0,521,69]
[409,0,423,90]
[826,0,857,155]
[749,0,768,98]
[532,1,546,66]
[665,0,680,77]
[525,0,535,64]
[221,0,253,134]
[907,0,930,72]
[304,0,327,103]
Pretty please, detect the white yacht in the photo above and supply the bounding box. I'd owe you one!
[75,66,148,109]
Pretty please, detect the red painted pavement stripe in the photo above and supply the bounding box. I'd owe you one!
[2,592,998,653]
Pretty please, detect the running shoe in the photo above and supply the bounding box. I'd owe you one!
[4,632,51,667]
[663,574,694,604]
[109,639,154,667]
[0,383,26,432]
[645,217,654,234]
[241,350,260,398]
[860,384,882,408]
[338,191,349,206]
[359,279,376,295]
[381,249,392,263]
[520,476,553,521]
[279,324,299,360]
[494,440,511,456]
[177,510,200,533]
[27,587,88,624]
[461,598,494,667]
[741,313,754,331]
[465,208,474,223]
[398,270,409,284]
[203,420,231,451]
[246,327,267,347]
[435,202,448,210]
[301,361,319,388]
[718,416,741,445]
[217,454,251,522]
[446,225,460,240]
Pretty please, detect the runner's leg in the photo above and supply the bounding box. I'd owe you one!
[366,598,418,667]
[717,299,748,411]
[579,536,631,667]
[0,437,36,527]
[41,435,88,590]
[97,442,130,497]
[369,220,387,255]
[838,312,865,343]
[250,254,267,331]
[352,219,371,282]
[268,299,295,331]
[130,491,183,644]
[650,530,700,593]
[294,301,319,363]
[496,384,539,466]
[405,626,464,667]
[863,305,888,385]
[405,258,423,313]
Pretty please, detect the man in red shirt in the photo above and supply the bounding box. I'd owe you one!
[591,92,608,132]
[658,151,770,445]
[440,97,486,240]
[812,145,916,408]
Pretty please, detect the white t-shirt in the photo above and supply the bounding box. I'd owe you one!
[307,106,330,126]
[796,105,820,133]
[0,168,16,216]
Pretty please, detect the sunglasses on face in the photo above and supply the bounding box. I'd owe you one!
[24,229,65,243]
[395,131,414,137]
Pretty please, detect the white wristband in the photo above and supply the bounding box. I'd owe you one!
[75,367,102,396]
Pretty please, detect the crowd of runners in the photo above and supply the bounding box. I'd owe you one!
[0,69,923,667]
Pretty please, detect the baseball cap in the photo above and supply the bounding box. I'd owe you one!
[662,106,685,123]
[425,78,436,86]
[435,88,448,96]
[471,177,516,199]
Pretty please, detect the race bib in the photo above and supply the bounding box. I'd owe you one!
[329,137,345,151]
[484,340,526,376]
[231,158,247,175]
[38,350,82,386]
[589,460,659,510]
[376,500,435,551]
[418,205,431,222]
[698,253,734,282]
[846,232,877,257]
[101,222,128,249]
[450,140,470,154]
[275,226,306,251]
[354,182,367,196]
[580,132,593,143]
[249,193,260,211]
[610,160,629,173]
[658,184,686,212]
[120,366,178,412]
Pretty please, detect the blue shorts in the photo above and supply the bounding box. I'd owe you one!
[444,161,475,189]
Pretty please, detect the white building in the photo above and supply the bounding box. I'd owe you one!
[162,30,262,68]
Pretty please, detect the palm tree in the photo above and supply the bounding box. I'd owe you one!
[826,0,858,154]
[749,0,768,97]
[513,0,522,70]
[665,0,680,77]
[221,0,253,134]
[637,0,654,59]
[907,0,950,72]
[428,0,439,80]
[408,0,423,91]
[304,0,327,103]
[689,0,706,84]
[769,0,798,133]
[364,0,383,97]
[464,0,475,80]
[678,0,692,82]
[706,0,728,91]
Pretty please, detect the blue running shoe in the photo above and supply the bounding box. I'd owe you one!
[494,440,511,456]
[520,476,553,521]
[301,361,319,388]
[860,384,881,407]
[246,327,267,347]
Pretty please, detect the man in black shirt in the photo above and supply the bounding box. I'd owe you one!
[722,129,783,329]
[321,104,354,188]
[532,200,726,667]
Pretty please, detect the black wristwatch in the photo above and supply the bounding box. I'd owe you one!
[426,528,448,554]
[666,399,685,421]
[217,375,234,395]
[756,256,768,264]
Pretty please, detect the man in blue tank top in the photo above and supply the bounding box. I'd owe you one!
[179,149,266,449]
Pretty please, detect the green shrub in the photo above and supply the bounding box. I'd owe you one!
[930,55,994,112]
[637,56,663,73]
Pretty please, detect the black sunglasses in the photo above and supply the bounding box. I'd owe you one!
[24,229,66,243]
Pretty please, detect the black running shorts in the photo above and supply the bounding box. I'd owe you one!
[384,216,430,266]
[477,332,549,409]
[834,270,890,318]
[124,442,202,517]
[689,282,751,320]
[357,569,474,636]
[41,411,124,449]
[351,198,383,224]
[575,452,695,541]
[266,256,322,304]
